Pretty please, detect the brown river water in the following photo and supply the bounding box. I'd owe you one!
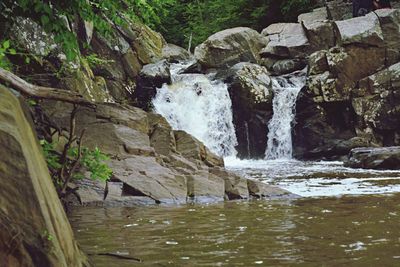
[69,160,400,266]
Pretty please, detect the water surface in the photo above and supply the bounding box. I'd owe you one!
[70,194,400,266]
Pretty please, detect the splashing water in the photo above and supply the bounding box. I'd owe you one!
[152,62,238,157]
[265,71,306,160]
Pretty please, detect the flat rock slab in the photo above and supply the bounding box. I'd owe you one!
[345,147,400,170]
[261,23,309,58]
[334,13,384,46]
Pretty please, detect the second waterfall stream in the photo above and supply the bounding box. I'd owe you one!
[152,61,306,160]
[265,70,306,160]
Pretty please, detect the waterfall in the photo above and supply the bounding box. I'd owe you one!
[265,71,306,160]
[152,62,238,157]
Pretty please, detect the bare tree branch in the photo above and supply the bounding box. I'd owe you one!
[0,67,95,107]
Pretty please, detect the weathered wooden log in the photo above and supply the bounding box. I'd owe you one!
[0,67,95,107]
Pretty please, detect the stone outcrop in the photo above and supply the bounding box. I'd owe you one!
[294,7,400,160]
[6,14,168,105]
[134,59,171,109]
[39,100,294,206]
[0,85,88,266]
[345,147,400,169]
[194,27,267,69]
[223,63,273,158]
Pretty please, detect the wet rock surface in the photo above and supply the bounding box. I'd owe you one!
[345,147,400,169]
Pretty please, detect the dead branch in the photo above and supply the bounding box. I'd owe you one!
[0,67,95,107]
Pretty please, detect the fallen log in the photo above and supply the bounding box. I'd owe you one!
[0,67,95,107]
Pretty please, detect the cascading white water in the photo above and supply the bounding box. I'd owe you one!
[265,71,306,160]
[152,62,238,157]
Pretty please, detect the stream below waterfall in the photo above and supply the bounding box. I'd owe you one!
[69,63,400,266]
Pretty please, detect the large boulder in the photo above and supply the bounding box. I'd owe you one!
[162,43,192,62]
[194,27,266,68]
[116,19,166,65]
[261,23,310,59]
[9,17,58,57]
[174,130,224,167]
[0,85,88,266]
[351,62,400,145]
[334,12,384,46]
[134,59,171,109]
[224,63,273,158]
[293,88,359,160]
[345,147,400,169]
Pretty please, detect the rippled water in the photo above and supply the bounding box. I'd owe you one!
[69,160,400,266]
[70,195,400,266]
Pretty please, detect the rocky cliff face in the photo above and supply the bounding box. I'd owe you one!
[294,7,400,160]
[0,86,88,266]
[171,1,400,160]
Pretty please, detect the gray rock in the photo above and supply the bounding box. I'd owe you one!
[345,147,400,169]
[210,168,249,200]
[272,59,307,75]
[162,43,192,62]
[247,180,296,199]
[194,27,266,68]
[261,23,310,58]
[187,170,225,202]
[304,20,336,50]
[174,130,224,167]
[224,63,273,158]
[334,13,384,46]
[228,62,273,104]
[122,48,142,79]
[9,17,58,57]
[298,7,328,25]
[140,59,171,81]
[148,113,176,156]
[378,8,400,48]
[309,50,329,75]
[111,156,187,204]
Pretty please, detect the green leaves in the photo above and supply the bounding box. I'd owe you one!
[40,139,112,194]
[3,40,10,49]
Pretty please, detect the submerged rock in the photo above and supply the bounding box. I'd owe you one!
[345,147,400,169]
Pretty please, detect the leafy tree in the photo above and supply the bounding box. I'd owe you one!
[157,0,316,49]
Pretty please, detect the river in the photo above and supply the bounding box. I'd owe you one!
[69,160,400,266]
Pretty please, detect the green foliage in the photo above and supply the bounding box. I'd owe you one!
[157,0,316,49]
[68,146,112,181]
[280,0,313,21]
[1,0,171,61]
[0,40,15,70]
[40,140,62,170]
[41,230,54,242]
[40,139,112,191]
[84,53,114,68]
